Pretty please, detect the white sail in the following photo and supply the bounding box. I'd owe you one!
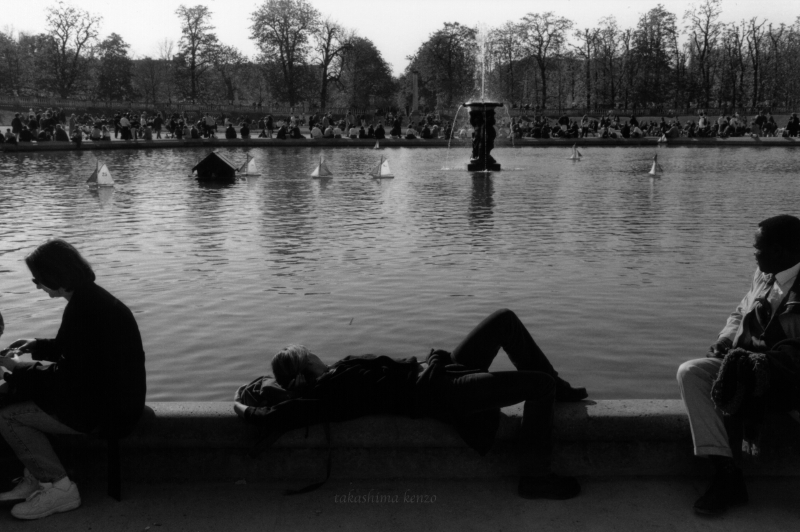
[658,134,667,143]
[247,157,257,175]
[311,156,332,178]
[371,156,394,178]
[568,144,581,160]
[87,163,114,186]
[374,141,380,150]
[648,155,663,176]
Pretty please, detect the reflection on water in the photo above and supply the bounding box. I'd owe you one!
[1,146,799,401]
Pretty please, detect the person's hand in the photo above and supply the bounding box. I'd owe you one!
[707,338,733,358]
[233,401,247,419]
[0,356,18,372]
[8,339,36,353]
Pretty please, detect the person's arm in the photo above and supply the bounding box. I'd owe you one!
[712,270,759,356]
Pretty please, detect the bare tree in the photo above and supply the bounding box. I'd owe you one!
[157,38,176,104]
[250,0,320,106]
[519,12,573,107]
[41,2,102,97]
[571,27,598,110]
[175,4,218,102]
[684,0,723,108]
[313,18,352,110]
[745,17,767,108]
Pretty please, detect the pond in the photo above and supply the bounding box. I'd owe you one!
[0,145,797,401]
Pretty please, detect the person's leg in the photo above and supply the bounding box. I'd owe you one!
[450,309,555,374]
[676,358,730,457]
[447,371,578,498]
[448,371,555,469]
[0,401,82,483]
[677,358,747,515]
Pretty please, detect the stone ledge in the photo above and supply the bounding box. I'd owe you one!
[1,136,799,152]
[41,400,800,482]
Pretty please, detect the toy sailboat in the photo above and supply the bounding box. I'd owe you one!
[311,156,333,178]
[568,144,582,160]
[87,161,114,186]
[657,134,667,143]
[239,154,259,176]
[648,154,664,176]
[374,141,380,149]
[371,156,394,178]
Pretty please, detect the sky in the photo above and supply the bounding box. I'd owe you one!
[3,0,800,76]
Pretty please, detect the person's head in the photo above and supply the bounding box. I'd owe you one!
[25,238,95,296]
[271,345,328,394]
[754,215,800,274]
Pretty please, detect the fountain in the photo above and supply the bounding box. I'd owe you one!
[464,100,502,171]
[462,25,502,172]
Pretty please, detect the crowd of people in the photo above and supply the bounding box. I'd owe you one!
[4,106,800,145]
[507,110,800,140]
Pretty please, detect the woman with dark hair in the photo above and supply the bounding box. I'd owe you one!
[235,309,587,500]
[0,239,146,520]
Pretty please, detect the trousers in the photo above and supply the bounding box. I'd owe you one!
[445,309,558,475]
[677,357,736,458]
[0,401,82,482]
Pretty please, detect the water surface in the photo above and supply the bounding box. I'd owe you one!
[0,146,797,401]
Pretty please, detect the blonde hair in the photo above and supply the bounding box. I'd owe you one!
[271,345,311,390]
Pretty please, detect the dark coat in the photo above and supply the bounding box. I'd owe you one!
[237,353,499,456]
[6,282,146,436]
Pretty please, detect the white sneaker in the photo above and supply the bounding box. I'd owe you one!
[0,469,40,502]
[11,477,81,520]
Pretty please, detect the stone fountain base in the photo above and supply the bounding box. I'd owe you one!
[467,162,501,171]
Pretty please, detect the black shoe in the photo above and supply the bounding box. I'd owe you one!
[693,466,748,515]
[555,377,588,402]
[518,473,581,500]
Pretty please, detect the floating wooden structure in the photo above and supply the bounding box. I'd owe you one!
[191,151,239,182]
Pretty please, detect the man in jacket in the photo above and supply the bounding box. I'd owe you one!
[677,214,800,515]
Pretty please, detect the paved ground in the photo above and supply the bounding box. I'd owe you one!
[0,477,798,531]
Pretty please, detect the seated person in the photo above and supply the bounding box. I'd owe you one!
[190,125,200,139]
[70,128,82,148]
[19,127,33,142]
[258,129,269,138]
[101,126,111,141]
[405,126,418,139]
[323,126,334,138]
[630,126,643,139]
[4,128,16,144]
[311,126,323,139]
[143,125,153,141]
[620,122,630,139]
[240,123,251,139]
[367,124,375,138]
[276,124,287,140]
[225,124,237,139]
[374,123,386,140]
[358,127,368,139]
[677,215,800,516]
[54,125,69,142]
[234,309,587,500]
[174,125,184,140]
[182,124,191,139]
[290,125,304,139]
[665,124,680,139]
[0,239,145,520]
[420,125,432,139]
[37,130,51,142]
[332,125,343,139]
[349,127,358,139]
[89,126,102,141]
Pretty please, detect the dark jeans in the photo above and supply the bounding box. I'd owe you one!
[445,309,557,474]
